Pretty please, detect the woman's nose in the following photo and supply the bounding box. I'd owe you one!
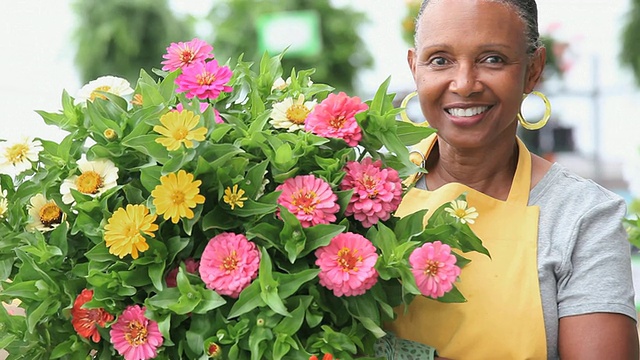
[449,64,483,97]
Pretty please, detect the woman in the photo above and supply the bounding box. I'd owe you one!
[385,0,640,359]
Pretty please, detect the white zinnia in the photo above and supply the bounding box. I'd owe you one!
[444,199,479,224]
[27,194,65,232]
[0,136,43,175]
[60,156,119,204]
[74,75,134,106]
[271,77,313,91]
[269,94,316,132]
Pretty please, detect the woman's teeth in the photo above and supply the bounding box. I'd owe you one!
[446,106,489,117]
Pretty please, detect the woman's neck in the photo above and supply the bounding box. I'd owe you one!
[425,137,519,201]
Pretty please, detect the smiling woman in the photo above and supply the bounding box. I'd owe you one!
[386,0,640,359]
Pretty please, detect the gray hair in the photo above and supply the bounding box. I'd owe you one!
[415,0,543,54]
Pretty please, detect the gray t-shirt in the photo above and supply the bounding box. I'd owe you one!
[530,163,637,359]
[416,162,637,358]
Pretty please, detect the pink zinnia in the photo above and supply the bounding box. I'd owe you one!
[175,60,233,100]
[165,258,200,288]
[276,175,340,228]
[110,305,163,360]
[161,38,214,72]
[409,241,461,299]
[304,92,368,147]
[340,158,403,228]
[175,103,223,124]
[315,232,379,297]
[199,232,261,298]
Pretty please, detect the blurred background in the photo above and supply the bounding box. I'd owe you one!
[1,0,640,307]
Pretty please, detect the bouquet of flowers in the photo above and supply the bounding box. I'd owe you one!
[0,38,487,360]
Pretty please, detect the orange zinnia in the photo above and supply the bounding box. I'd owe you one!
[70,289,114,342]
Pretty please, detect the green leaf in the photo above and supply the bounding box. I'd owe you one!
[396,121,436,146]
[275,269,320,299]
[0,280,40,301]
[301,224,346,257]
[121,134,171,164]
[85,243,115,263]
[368,76,391,114]
[273,296,311,336]
[147,287,181,310]
[228,199,278,217]
[434,284,466,303]
[258,248,289,317]
[26,297,55,333]
[192,288,226,314]
[228,281,266,318]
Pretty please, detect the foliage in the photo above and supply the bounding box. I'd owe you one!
[621,0,640,86]
[72,0,192,84]
[0,39,486,359]
[206,0,372,94]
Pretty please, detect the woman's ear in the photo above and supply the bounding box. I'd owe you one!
[408,47,418,80]
[524,47,546,93]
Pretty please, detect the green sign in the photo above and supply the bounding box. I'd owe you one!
[257,10,322,58]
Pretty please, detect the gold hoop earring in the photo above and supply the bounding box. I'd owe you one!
[400,91,430,127]
[517,90,551,130]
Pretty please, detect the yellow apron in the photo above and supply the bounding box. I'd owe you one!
[387,134,547,359]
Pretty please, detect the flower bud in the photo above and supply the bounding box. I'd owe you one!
[103,129,118,141]
[205,341,222,358]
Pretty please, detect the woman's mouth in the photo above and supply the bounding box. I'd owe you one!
[445,106,490,117]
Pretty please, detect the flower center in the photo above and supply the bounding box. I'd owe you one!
[360,174,379,198]
[286,104,310,125]
[291,191,317,214]
[180,50,196,65]
[124,224,143,241]
[75,171,104,194]
[125,320,148,347]
[173,126,189,140]
[90,85,111,101]
[329,115,346,129]
[454,208,467,218]
[197,72,217,86]
[221,251,238,272]
[224,191,245,209]
[39,203,63,227]
[337,247,361,272]
[6,143,29,164]
[171,191,186,205]
[423,260,440,276]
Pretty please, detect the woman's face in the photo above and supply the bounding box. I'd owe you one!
[409,0,545,150]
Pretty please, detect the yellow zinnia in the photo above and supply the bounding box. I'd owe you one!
[151,170,205,224]
[223,184,248,210]
[154,110,208,151]
[104,204,158,259]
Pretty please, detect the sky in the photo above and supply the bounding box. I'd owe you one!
[1,0,639,190]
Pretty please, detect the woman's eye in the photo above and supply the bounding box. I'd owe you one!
[484,56,504,64]
[429,57,448,66]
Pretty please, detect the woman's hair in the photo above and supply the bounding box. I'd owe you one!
[415,0,542,54]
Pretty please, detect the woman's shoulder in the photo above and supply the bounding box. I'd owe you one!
[529,161,625,209]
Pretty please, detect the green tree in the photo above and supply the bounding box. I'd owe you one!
[73,0,193,84]
[206,0,372,93]
[621,0,640,86]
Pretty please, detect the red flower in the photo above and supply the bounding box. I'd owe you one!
[166,258,200,288]
[70,289,114,342]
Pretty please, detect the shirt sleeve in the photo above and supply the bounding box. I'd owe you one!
[556,197,637,321]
